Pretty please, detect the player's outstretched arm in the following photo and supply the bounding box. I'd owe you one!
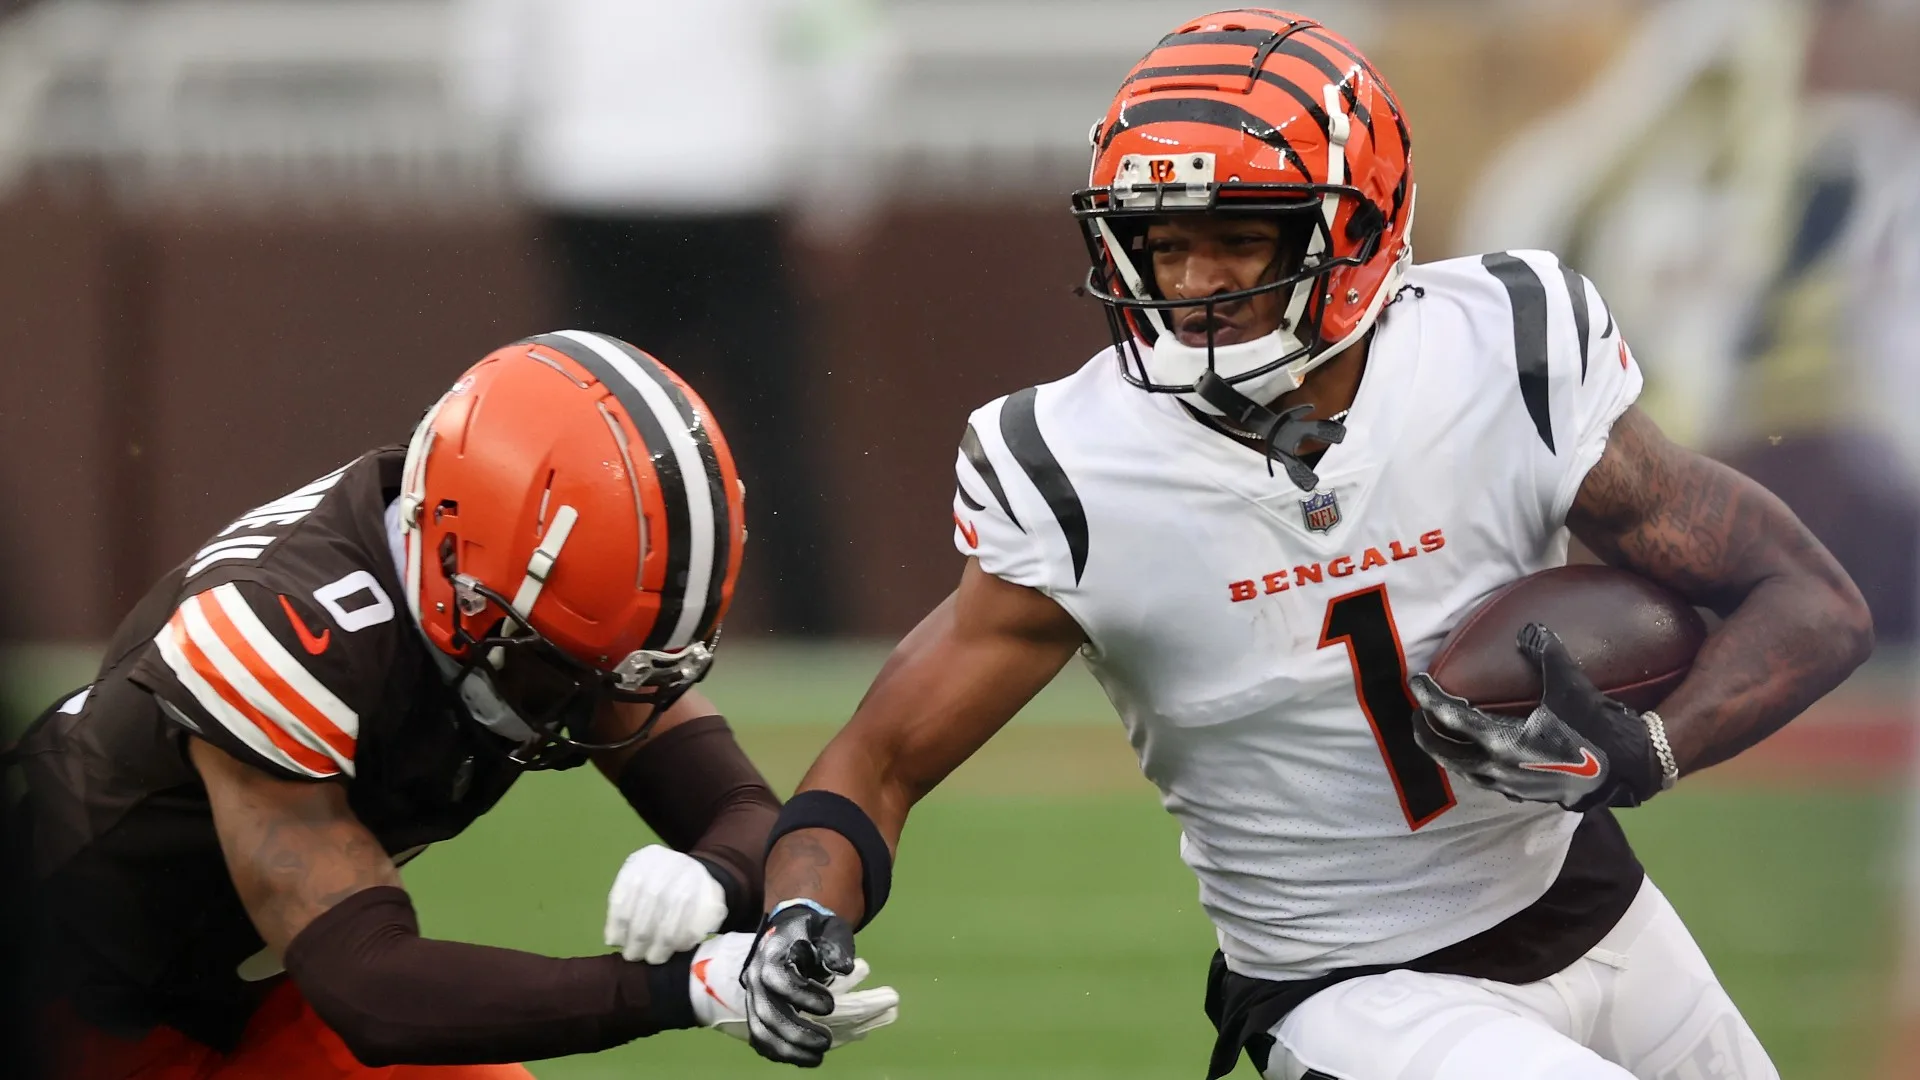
[1567,405,1875,774]
[766,558,1084,921]
[590,689,782,963]
[744,558,1084,1064]
[191,736,710,1065]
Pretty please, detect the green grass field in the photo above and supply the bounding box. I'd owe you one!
[3,644,1907,1079]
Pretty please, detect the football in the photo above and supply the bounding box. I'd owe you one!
[1424,564,1708,717]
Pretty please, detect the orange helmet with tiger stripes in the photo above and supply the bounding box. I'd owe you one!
[396,331,745,766]
[1074,9,1415,407]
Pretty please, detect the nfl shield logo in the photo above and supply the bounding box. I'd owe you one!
[1301,490,1341,533]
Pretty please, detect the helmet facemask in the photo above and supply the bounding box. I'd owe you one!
[1073,155,1384,490]
[1073,151,1388,410]
[1074,10,1418,489]
[437,574,712,771]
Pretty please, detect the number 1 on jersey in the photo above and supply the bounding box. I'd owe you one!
[1318,585,1456,830]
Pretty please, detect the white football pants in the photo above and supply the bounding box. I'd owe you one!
[1261,878,1777,1080]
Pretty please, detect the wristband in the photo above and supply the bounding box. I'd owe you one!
[765,791,893,929]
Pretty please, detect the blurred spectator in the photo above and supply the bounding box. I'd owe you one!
[449,0,890,635]
[1456,0,1920,643]
[1721,96,1920,645]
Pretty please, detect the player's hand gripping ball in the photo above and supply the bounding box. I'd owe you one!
[1409,624,1665,812]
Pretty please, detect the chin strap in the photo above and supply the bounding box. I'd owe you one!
[1193,371,1347,491]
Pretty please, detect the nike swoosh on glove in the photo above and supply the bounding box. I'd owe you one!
[1407,622,1663,813]
[688,931,899,1052]
[605,845,729,965]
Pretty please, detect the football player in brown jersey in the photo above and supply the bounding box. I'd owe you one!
[10,331,897,1079]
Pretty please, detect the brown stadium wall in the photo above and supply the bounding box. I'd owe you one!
[0,186,1108,643]
[3,187,1914,647]
[0,9,1647,645]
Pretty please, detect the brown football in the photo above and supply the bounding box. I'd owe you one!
[1425,565,1707,717]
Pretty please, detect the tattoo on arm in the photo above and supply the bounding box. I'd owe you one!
[764,829,862,923]
[1568,408,1873,772]
[781,833,830,897]
[1571,408,1773,610]
[191,738,402,953]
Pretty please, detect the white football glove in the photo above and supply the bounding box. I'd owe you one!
[689,932,900,1048]
[604,845,729,965]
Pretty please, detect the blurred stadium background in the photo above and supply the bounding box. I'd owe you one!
[1,0,1917,1077]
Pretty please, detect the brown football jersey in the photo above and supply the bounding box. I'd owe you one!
[17,448,526,1051]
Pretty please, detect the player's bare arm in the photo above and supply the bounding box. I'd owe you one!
[765,559,1083,920]
[192,732,705,1065]
[1414,404,1875,811]
[744,559,1082,1063]
[1566,405,1874,772]
[192,736,402,953]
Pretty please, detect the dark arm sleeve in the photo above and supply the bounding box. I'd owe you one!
[282,886,694,1066]
[613,715,781,931]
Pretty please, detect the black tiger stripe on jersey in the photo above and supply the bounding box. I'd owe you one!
[526,333,694,649]
[960,424,1023,532]
[1001,388,1090,584]
[1482,253,1556,454]
[1562,266,1592,382]
[600,333,734,643]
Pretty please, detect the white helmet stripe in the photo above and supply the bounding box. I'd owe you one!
[552,330,716,651]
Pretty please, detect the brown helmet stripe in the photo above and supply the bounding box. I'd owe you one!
[526,333,692,649]
[599,335,737,643]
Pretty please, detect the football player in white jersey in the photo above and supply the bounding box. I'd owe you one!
[739,9,1874,1079]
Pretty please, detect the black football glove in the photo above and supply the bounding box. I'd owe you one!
[1407,623,1667,813]
[740,900,858,1067]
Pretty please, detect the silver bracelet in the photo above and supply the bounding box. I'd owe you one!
[1642,710,1680,791]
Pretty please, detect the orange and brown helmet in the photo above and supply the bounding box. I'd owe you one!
[1074,9,1416,409]
[396,331,745,767]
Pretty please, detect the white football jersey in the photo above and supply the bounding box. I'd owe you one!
[953,250,1644,981]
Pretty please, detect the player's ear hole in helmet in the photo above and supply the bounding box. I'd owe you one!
[395,331,747,769]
